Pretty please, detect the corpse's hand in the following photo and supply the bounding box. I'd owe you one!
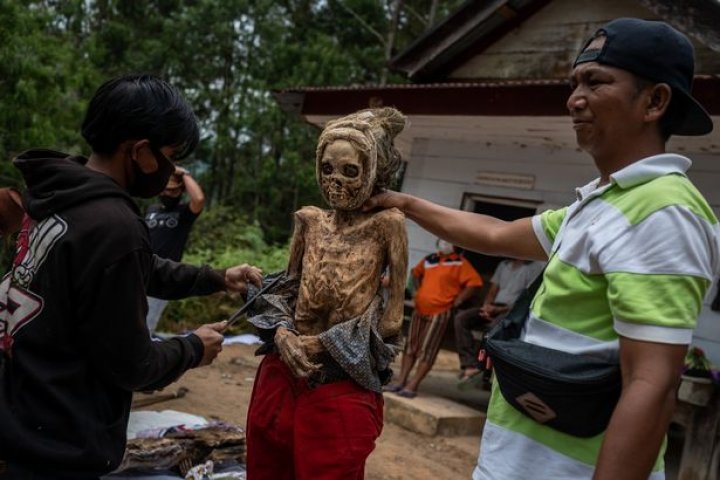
[274,327,322,377]
[299,335,325,360]
[193,321,227,367]
[224,264,263,294]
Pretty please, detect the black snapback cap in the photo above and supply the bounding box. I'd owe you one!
[574,17,713,136]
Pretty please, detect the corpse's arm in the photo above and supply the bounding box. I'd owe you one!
[287,210,307,279]
[276,210,322,376]
[378,210,408,338]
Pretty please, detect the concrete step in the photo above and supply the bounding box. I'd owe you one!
[384,391,486,437]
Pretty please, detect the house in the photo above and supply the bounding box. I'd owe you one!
[274,0,720,362]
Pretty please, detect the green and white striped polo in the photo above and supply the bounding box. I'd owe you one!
[474,154,720,480]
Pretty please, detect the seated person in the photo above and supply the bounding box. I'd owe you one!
[456,258,544,381]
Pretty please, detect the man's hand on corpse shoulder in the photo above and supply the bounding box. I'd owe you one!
[274,327,322,378]
[362,190,405,212]
[193,321,227,367]
[224,264,263,293]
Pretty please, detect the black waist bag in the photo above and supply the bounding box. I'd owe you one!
[485,274,622,438]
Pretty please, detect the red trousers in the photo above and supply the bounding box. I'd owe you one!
[246,353,384,480]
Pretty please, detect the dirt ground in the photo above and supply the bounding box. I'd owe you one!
[132,343,481,480]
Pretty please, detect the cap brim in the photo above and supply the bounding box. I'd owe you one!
[671,89,714,136]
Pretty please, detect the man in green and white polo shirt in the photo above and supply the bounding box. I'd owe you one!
[364,18,718,480]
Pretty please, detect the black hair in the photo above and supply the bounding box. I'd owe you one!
[81,74,200,159]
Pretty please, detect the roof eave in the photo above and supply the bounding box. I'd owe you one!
[389,0,552,82]
[274,76,720,118]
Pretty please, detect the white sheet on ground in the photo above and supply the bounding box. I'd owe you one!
[127,409,208,440]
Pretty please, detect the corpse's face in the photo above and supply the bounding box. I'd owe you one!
[319,140,368,210]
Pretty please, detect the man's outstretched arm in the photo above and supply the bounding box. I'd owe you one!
[364,191,547,262]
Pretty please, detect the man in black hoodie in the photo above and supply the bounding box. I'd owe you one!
[0,74,262,479]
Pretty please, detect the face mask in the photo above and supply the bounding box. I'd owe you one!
[159,195,181,210]
[127,151,175,199]
[438,240,454,255]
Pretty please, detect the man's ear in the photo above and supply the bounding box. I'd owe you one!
[130,139,158,173]
[644,83,672,124]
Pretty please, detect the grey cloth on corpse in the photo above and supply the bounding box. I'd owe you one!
[246,273,398,392]
[245,272,299,335]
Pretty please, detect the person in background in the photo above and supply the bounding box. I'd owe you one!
[479,258,544,323]
[0,74,262,479]
[364,18,718,479]
[455,258,544,382]
[145,166,205,334]
[0,187,24,239]
[0,187,25,270]
[384,238,483,398]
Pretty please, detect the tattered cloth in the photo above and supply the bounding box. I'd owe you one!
[246,272,398,392]
[118,422,246,474]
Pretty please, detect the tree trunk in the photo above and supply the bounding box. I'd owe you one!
[428,0,439,27]
[381,0,404,85]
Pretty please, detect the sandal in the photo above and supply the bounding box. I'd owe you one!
[396,389,418,399]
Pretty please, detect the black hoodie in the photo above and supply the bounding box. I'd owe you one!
[0,150,226,477]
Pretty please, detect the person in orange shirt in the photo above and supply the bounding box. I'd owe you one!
[384,239,483,398]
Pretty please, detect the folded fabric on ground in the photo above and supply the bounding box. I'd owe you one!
[102,472,182,479]
[112,410,246,478]
[103,461,246,480]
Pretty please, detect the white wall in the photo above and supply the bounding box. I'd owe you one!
[402,136,597,268]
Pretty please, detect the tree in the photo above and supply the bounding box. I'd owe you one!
[0,0,464,243]
[0,1,98,184]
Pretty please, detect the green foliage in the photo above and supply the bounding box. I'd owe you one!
[1,0,467,328]
[0,1,98,183]
[1,0,463,237]
[685,346,713,374]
